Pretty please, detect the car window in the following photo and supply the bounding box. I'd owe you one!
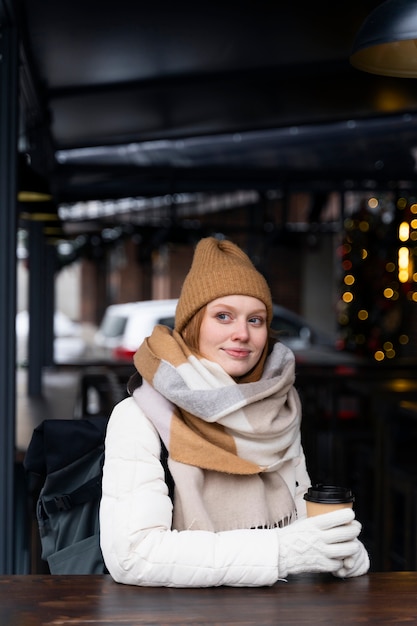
[99,314,128,338]
[270,315,301,339]
[158,316,175,329]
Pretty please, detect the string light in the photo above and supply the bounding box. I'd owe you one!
[398,246,410,283]
[339,193,417,361]
[399,221,410,242]
[344,274,355,286]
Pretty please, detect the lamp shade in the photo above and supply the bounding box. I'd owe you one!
[350,0,417,77]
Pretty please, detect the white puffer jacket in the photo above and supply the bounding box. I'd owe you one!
[99,396,311,587]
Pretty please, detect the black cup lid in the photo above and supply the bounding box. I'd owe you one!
[303,484,354,504]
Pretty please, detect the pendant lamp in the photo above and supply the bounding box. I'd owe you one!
[350,0,417,77]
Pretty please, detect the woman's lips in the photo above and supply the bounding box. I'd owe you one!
[223,348,251,358]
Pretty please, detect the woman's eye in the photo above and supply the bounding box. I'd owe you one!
[216,312,231,321]
[249,316,264,325]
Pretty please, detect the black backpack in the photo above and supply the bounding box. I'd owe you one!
[24,416,172,574]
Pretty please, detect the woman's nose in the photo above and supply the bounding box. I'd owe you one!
[231,320,249,340]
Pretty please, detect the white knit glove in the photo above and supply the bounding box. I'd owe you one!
[277,508,363,577]
[333,539,370,578]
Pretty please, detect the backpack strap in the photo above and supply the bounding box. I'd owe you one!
[161,438,174,502]
[41,474,102,514]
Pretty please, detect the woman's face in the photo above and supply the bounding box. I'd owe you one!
[198,295,268,378]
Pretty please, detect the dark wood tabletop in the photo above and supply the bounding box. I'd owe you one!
[1,572,417,625]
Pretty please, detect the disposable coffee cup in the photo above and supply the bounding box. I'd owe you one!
[304,484,355,517]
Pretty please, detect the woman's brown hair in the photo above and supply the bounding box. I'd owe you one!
[181,306,206,354]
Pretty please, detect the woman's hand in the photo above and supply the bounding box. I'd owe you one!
[277,508,367,577]
[333,539,370,578]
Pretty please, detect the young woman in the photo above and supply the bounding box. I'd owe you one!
[99,237,369,587]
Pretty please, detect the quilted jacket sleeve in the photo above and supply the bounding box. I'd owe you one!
[100,397,282,587]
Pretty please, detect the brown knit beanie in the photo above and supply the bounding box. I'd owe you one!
[175,237,273,333]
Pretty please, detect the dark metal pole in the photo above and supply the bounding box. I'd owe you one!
[28,219,45,394]
[43,243,56,367]
[0,4,18,573]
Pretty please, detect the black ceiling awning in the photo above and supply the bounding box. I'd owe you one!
[16,0,417,204]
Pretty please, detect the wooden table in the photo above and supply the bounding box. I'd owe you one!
[1,573,417,624]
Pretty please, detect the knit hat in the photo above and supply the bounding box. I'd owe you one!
[175,237,273,333]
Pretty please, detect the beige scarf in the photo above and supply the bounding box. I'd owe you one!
[132,325,302,532]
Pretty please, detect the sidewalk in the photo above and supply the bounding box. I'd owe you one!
[16,367,81,454]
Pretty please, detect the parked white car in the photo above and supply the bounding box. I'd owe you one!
[93,298,337,363]
[93,299,179,361]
